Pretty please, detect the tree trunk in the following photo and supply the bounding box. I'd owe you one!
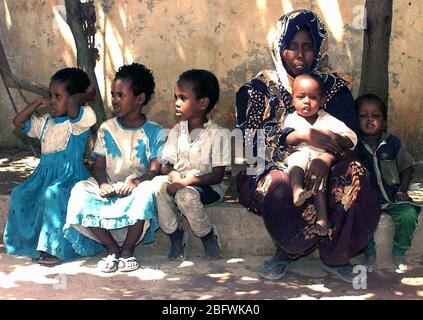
[65,0,106,128]
[358,0,393,104]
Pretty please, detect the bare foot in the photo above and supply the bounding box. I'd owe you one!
[312,221,332,238]
[293,188,313,206]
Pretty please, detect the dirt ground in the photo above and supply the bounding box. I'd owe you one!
[0,148,40,195]
[1,244,423,300]
[1,148,423,301]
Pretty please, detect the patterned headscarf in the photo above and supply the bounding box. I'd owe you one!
[236,10,350,172]
[271,10,327,84]
[268,9,348,115]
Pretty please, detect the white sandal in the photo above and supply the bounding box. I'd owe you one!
[97,254,119,273]
[118,256,139,272]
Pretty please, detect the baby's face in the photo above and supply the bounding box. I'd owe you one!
[292,78,324,119]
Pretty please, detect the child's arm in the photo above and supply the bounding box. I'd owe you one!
[161,163,183,181]
[167,166,225,197]
[394,142,415,202]
[67,84,96,119]
[395,166,414,202]
[286,128,344,155]
[116,158,162,197]
[93,155,115,197]
[13,97,49,128]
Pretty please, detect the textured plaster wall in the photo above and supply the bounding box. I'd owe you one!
[0,0,420,161]
[388,1,423,160]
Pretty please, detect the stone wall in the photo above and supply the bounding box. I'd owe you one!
[0,0,421,160]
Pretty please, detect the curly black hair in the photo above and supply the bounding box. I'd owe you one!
[50,67,91,95]
[355,93,388,120]
[115,63,155,105]
[177,69,220,113]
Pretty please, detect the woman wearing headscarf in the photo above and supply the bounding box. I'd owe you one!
[235,10,381,283]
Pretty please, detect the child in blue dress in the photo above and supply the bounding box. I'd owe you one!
[64,63,164,273]
[3,67,97,265]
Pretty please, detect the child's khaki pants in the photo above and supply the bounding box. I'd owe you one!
[151,175,219,237]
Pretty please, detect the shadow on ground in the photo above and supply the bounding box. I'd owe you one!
[1,244,423,300]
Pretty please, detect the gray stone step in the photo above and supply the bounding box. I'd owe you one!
[1,195,422,267]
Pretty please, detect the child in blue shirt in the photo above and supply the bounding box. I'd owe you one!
[356,94,420,272]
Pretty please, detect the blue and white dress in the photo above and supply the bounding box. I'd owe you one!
[64,117,164,256]
[3,106,98,261]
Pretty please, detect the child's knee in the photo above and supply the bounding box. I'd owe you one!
[151,175,171,194]
[399,205,419,224]
[175,187,201,205]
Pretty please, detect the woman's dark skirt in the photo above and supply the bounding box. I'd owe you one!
[237,159,382,266]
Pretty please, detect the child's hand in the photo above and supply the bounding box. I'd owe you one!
[37,97,50,107]
[86,84,96,100]
[167,178,190,197]
[115,180,138,197]
[395,191,410,202]
[168,170,183,183]
[99,183,116,198]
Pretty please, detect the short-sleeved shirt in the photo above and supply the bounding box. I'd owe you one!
[161,119,231,197]
[23,106,96,154]
[94,117,164,184]
[283,109,358,153]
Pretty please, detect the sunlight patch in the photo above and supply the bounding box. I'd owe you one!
[167,277,181,281]
[226,258,244,264]
[401,277,423,286]
[321,293,374,300]
[208,272,231,279]
[306,284,332,293]
[240,276,259,282]
[289,294,317,300]
[197,294,213,300]
[0,272,19,288]
[178,261,194,268]
[126,268,166,281]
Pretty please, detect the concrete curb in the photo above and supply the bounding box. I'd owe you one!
[1,195,422,266]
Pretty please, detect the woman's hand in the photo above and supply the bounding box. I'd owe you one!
[167,178,190,197]
[99,183,116,198]
[395,191,411,202]
[307,129,345,155]
[115,179,138,197]
[304,153,335,193]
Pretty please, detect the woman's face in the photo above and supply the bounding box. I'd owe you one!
[281,29,314,76]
